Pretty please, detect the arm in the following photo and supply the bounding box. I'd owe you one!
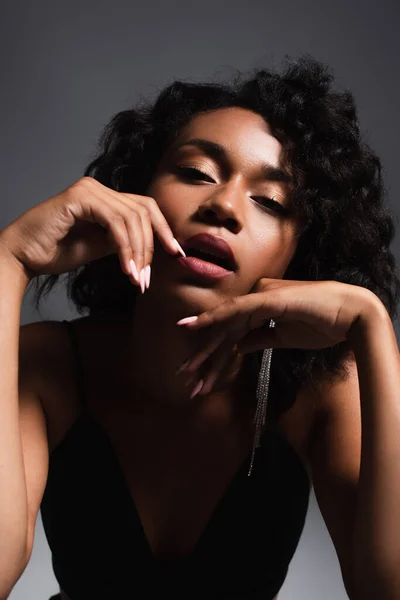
[0,246,48,599]
[0,246,30,596]
[307,294,400,600]
[347,298,400,599]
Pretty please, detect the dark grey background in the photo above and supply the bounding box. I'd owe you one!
[2,1,398,598]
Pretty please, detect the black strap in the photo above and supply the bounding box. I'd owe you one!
[62,320,87,410]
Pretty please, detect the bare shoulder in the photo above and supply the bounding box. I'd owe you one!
[20,320,71,400]
[20,318,89,450]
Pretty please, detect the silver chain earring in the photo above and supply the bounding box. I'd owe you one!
[247,318,276,476]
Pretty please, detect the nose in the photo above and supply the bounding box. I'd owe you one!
[196,182,245,233]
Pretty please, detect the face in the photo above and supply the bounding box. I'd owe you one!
[146,107,299,308]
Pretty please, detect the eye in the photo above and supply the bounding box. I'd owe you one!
[177,167,289,215]
[176,166,215,183]
[251,196,289,215]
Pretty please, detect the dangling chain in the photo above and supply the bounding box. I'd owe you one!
[247,318,276,477]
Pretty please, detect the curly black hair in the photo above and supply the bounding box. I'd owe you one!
[32,54,400,419]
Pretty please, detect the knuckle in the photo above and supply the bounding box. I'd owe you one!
[119,240,131,251]
[202,311,213,324]
[112,226,128,242]
[136,204,150,219]
[133,248,145,259]
[145,244,155,255]
[112,214,126,227]
[68,177,95,200]
[129,210,142,222]
[111,218,130,239]
[79,176,95,188]
[226,297,238,309]
[144,195,157,207]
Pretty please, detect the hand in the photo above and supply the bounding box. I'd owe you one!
[176,277,379,395]
[0,177,185,290]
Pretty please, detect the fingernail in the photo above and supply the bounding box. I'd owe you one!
[129,259,139,284]
[173,238,186,257]
[139,268,146,294]
[145,264,151,289]
[199,371,218,395]
[190,379,204,399]
[176,316,198,326]
[175,357,191,375]
[198,377,212,395]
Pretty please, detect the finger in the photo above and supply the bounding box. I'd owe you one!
[180,318,245,385]
[125,210,146,286]
[121,193,186,258]
[182,331,242,394]
[137,207,154,289]
[182,331,227,374]
[176,297,257,330]
[112,193,154,277]
[125,206,148,290]
[82,179,183,263]
[75,193,138,279]
[101,189,147,286]
[177,295,283,334]
[182,343,232,394]
[73,182,144,284]
[199,332,244,396]
[199,344,234,396]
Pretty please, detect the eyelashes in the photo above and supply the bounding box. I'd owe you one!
[175,166,289,215]
[176,166,214,182]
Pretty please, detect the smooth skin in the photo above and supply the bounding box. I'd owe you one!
[0,107,369,598]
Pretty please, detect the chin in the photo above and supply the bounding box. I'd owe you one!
[156,277,232,312]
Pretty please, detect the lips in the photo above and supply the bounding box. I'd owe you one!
[181,233,237,271]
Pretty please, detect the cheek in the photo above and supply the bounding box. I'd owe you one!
[147,179,191,223]
[250,227,297,278]
[146,180,165,207]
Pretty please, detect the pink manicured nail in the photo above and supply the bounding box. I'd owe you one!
[129,259,139,284]
[145,264,151,289]
[139,268,146,294]
[198,377,212,396]
[176,316,198,326]
[173,238,186,257]
[175,357,191,375]
[190,379,204,399]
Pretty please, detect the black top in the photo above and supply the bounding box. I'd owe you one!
[40,320,311,599]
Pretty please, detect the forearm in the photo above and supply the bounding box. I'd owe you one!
[0,245,31,597]
[348,298,400,599]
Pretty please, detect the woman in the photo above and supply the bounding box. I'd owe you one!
[1,55,400,599]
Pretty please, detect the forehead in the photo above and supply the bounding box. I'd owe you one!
[172,107,283,168]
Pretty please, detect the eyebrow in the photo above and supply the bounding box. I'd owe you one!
[171,138,293,184]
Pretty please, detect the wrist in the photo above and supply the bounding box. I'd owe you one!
[0,238,33,292]
[347,291,392,349]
